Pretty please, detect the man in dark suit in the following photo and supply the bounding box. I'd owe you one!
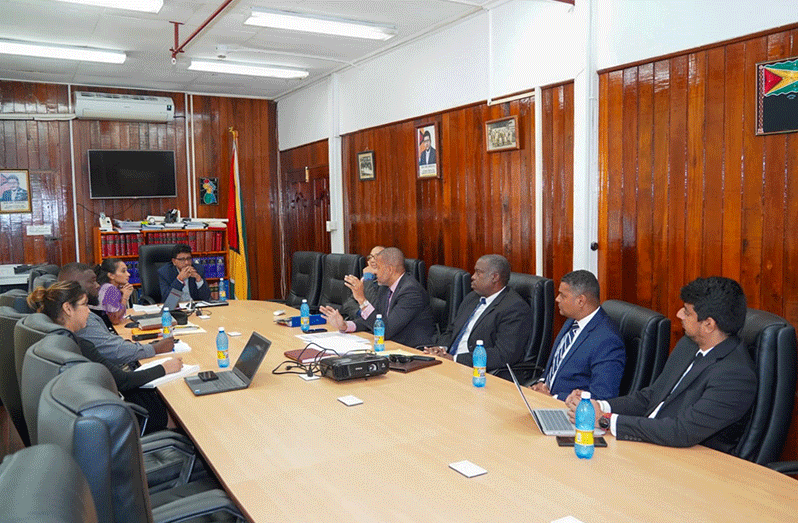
[1,174,28,202]
[321,247,436,348]
[531,270,625,400]
[418,130,437,166]
[566,277,757,452]
[340,245,384,320]
[157,244,211,302]
[424,254,532,370]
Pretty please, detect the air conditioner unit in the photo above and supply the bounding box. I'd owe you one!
[74,91,174,122]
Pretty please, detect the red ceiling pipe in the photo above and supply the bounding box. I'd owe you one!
[170,0,236,62]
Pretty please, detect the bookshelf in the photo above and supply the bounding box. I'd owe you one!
[93,227,229,293]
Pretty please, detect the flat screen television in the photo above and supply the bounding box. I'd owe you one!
[88,149,177,199]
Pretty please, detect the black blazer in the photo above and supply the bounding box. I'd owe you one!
[437,288,532,370]
[609,335,757,451]
[353,273,436,348]
[157,263,211,302]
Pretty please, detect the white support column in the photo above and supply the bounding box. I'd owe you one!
[572,0,599,273]
[327,73,345,253]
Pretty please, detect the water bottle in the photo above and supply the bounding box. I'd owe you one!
[218,278,228,301]
[472,339,486,387]
[216,327,230,368]
[574,391,595,459]
[300,299,310,333]
[363,272,376,281]
[161,307,173,338]
[373,314,385,352]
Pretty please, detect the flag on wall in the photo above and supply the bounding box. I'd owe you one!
[757,56,798,135]
[227,128,249,299]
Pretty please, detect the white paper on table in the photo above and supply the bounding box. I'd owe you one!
[171,322,206,335]
[135,357,200,389]
[295,332,370,355]
[131,304,160,314]
[173,340,191,353]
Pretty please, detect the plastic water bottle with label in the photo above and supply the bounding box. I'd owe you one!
[216,326,230,368]
[373,314,385,352]
[161,307,173,339]
[300,299,310,333]
[472,339,486,387]
[218,278,228,301]
[574,391,595,459]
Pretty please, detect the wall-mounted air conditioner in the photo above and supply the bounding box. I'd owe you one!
[74,91,174,122]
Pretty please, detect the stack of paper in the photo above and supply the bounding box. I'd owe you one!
[135,358,200,389]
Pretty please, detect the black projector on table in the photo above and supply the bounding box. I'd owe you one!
[317,353,390,381]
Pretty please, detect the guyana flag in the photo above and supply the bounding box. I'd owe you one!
[226,129,249,299]
[757,57,798,134]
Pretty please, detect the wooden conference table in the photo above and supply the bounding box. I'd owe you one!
[145,300,797,523]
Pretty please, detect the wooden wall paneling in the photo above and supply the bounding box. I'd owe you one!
[721,43,745,282]
[600,71,625,301]
[636,63,654,307]
[702,46,726,277]
[651,59,671,316]
[621,67,639,303]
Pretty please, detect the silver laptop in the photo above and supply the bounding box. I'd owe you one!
[505,364,576,436]
[132,288,182,329]
[184,333,271,396]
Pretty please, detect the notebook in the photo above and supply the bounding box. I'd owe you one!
[130,287,182,329]
[184,332,271,396]
[505,363,576,436]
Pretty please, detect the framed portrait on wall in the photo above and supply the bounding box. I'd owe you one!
[485,116,519,152]
[756,56,798,135]
[358,150,375,180]
[0,169,32,214]
[416,122,440,179]
[199,177,219,205]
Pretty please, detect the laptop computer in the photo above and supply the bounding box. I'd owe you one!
[130,287,182,327]
[184,332,271,396]
[505,363,576,436]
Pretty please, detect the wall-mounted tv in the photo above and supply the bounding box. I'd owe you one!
[88,149,177,199]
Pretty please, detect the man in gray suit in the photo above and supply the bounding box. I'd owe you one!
[565,276,757,452]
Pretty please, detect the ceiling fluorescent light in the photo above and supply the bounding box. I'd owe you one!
[54,0,163,13]
[245,9,396,41]
[189,60,308,79]
[0,39,126,64]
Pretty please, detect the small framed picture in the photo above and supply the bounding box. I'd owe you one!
[485,116,520,152]
[357,151,375,180]
[756,56,798,135]
[0,170,32,214]
[199,177,219,205]
[416,122,441,179]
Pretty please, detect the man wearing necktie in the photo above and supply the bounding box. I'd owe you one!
[531,270,625,400]
[424,255,532,370]
[320,247,436,347]
[565,277,757,452]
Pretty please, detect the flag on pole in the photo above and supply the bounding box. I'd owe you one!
[226,128,249,299]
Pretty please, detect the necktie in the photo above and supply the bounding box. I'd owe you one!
[650,352,704,419]
[386,289,394,314]
[546,320,579,385]
[449,297,487,355]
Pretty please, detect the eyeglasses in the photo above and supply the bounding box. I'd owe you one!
[388,354,414,363]
[175,256,193,262]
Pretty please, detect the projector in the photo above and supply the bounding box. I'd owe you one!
[318,353,390,381]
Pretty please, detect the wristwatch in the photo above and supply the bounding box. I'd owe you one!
[359,300,370,310]
[598,412,612,430]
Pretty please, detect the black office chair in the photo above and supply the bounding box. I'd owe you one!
[0,288,33,313]
[602,299,671,395]
[138,244,177,304]
[26,263,59,292]
[14,312,65,391]
[38,363,244,523]
[32,272,57,290]
[283,251,325,308]
[426,265,470,336]
[0,305,30,446]
[490,273,554,384]
[733,308,797,466]
[0,444,98,523]
[404,258,427,288]
[318,253,365,311]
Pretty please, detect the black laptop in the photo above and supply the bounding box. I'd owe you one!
[184,332,271,396]
[129,287,182,328]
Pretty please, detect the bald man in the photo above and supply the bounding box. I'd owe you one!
[322,247,436,347]
[340,245,384,320]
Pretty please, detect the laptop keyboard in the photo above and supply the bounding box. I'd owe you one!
[536,409,574,432]
[216,371,244,388]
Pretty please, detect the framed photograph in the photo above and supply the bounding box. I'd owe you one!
[756,56,798,135]
[416,122,440,179]
[485,115,520,152]
[0,170,32,214]
[199,177,219,205]
[357,151,375,180]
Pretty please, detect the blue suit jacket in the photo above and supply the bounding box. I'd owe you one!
[157,263,211,302]
[543,307,625,399]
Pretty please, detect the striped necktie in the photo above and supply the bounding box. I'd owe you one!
[449,297,487,355]
[546,320,579,386]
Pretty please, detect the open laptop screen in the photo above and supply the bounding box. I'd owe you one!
[234,333,271,380]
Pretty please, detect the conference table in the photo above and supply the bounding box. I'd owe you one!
[146,300,798,522]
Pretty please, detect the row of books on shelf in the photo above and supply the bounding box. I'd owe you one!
[100,229,225,257]
[123,257,226,285]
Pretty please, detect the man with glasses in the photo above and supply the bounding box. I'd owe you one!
[158,244,211,302]
[340,245,384,320]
